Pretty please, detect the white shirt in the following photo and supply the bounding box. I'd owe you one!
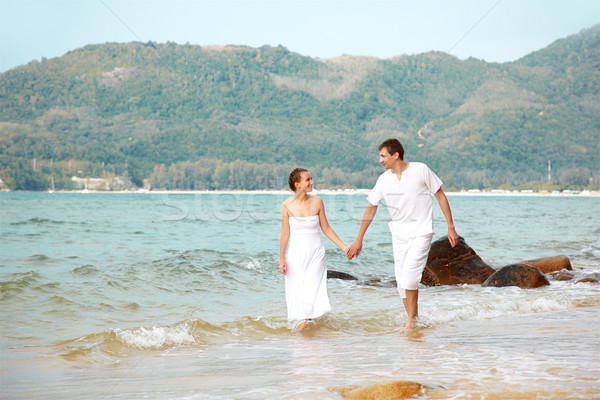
[367,162,443,239]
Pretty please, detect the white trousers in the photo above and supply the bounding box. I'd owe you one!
[391,233,434,298]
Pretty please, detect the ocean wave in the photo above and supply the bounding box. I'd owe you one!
[1,271,44,299]
[145,249,277,279]
[580,242,600,259]
[45,295,79,307]
[10,217,66,226]
[53,316,289,363]
[1,270,42,286]
[113,324,196,348]
[71,264,100,275]
[27,254,52,262]
[326,283,599,332]
[41,284,600,365]
[419,284,592,327]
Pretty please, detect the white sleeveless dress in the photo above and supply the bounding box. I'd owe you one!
[285,215,331,321]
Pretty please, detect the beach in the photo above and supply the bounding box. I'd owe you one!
[31,187,600,197]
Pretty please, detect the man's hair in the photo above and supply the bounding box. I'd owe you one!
[379,138,404,160]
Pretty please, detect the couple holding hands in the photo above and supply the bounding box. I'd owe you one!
[279,138,459,332]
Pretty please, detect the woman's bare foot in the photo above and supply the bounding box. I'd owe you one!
[297,319,311,331]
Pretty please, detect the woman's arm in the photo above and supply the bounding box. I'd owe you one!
[316,198,349,253]
[279,203,290,274]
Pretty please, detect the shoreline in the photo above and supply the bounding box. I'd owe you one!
[3,189,599,197]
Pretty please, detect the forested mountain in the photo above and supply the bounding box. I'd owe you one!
[1,25,598,191]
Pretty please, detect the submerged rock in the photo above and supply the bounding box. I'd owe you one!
[482,263,550,288]
[520,255,572,274]
[327,270,358,280]
[549,270,574,281]
[576,273,600,284]
[357,278,397,288]
[422,236,495,286]
[330,380,429,400]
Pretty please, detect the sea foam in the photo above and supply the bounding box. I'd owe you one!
[113,324,196,349]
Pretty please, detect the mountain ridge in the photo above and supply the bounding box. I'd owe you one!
[0,25,598,190]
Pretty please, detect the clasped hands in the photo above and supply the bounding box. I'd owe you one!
[345,241,362,260]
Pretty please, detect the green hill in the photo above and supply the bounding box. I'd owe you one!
[1,25,598,191]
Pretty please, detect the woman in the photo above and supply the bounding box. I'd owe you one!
[279,168,349,330]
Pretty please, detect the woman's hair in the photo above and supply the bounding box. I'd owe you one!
[288,168,308,192]
[379,138,404,160]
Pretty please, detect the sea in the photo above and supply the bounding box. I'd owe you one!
[1,192,599,399]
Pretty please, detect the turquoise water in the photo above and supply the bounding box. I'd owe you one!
[1,192,599,399]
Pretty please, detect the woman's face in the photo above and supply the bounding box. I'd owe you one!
[295,171,314,193]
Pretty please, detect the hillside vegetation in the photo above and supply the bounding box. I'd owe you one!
[0,25,598,191]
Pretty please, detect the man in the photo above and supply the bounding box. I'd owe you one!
[348,138,459,332]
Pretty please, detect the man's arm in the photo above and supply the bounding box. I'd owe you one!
[347,203,378,259]
[434,188,459,247]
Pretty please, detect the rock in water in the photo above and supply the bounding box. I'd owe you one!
[520,255,572,273]
[327,270,358,280]
[549,270,574,281]
[576,273,600,284]
[330,380,429,399]
[482,263,550,288]
[422,236,495,286]
[357,278,397,288]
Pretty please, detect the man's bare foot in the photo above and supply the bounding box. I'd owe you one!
[400,319,416,333]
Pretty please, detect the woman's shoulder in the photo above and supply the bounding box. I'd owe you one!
[309,195,324,206]
[311,194,323,202]
[311,196,326,216]
[305,195,323,212]
[282,197,295,213]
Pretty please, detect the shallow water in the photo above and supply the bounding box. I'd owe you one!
[1,192,599,399]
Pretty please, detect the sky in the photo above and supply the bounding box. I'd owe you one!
[1,0,599,72]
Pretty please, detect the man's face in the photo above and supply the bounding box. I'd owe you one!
[379,147,398,169]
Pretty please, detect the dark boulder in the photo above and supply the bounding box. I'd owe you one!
[482,263,550,288]
[520,255,572,274]
[422,236,495,286]
[327,270,358,280]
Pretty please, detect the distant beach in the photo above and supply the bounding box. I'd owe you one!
[33,188,600,197]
